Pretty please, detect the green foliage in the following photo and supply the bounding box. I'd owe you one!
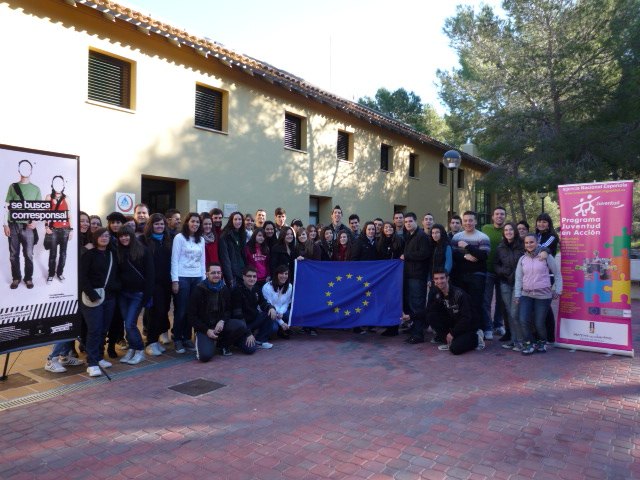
[438,0,640,208]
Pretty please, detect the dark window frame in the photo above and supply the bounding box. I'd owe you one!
[458,168,465,189]
[439,163,448,185]
[409,153,418,178]
[88,50,132,109]
[380,144,392,171]
[284,113,303,150]
[195,84,224,132]
[337,130,350,161]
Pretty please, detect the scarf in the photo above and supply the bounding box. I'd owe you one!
[203,232,215,244]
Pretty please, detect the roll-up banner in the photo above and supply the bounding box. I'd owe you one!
[557,181,634,357]
[0,144,80,354]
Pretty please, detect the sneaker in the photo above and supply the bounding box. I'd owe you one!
[501,342,515,350]
[521,343,536,355]
[25,280,34,289]
[260,342,273,349]
[438,344,450,351]
[221,347,233,356]
[535,341,547,354]
[87,366,102,377]
[512,343,524,352]
[174,340,186,354]
[476,329,485,350]
[120,349,135,363]
[494,326,506,336]
[159,332,171,344]
[59,355,85,366]
[484,330,494,340]
[10,279,20,289]
[57,274,65,282]
[98,359,112,368]
[46,276,54,284]
[146,342,163,356]
[126,350,145,365]
[183,339,196,351]
[45,359,67,373]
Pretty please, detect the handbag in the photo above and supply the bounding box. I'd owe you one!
[81,251,113,308]
[44,232,53,251]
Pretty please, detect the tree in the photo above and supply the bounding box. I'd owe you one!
[358,88,425,132]
[437,0,640,217]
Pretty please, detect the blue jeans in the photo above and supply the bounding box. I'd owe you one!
[48,340,75,360]
[518,296,552,343]
[404,278,427,314]
[81,297,116,367]
[8,223,35,281]
[252,311,278,342]
[173,276,201,341]
[48,228,70,277]
[499,283,524,344]
[483,272,503,331]
[119,291,144,350]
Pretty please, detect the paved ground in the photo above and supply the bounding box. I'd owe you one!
[1,300,639,479]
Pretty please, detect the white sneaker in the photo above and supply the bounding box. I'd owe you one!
[477,329,486,350]
[484,330,494,340]
[45,359,67,373]
[98,359,112,368]
[260,342,273,349]
[59,355,85,366]
[87,366,102,377]
[159,332,171,344]
[494,326,506,336]
[120,349,135,363]
[126,350,145,365]
[146,342,163,356]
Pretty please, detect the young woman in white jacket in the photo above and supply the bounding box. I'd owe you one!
[262,264,293,339]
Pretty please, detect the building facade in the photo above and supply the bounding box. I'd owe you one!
[0,0,493,223]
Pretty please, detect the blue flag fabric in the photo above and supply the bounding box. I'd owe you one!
[291,260,403,328]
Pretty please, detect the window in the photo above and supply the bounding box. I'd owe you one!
[284,113,303,150]
[195,85,224,131]
[380,144,392,171]
[309,197,320,226]
[409,153,418,178]
[439,163,448,185]
[475,186,491,228]
[337,131,350,161]
[88,50,132,109]
[458,168,465,189]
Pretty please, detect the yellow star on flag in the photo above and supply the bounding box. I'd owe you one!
[327,300,333,306]
[325,291,331,297]
[356,275,363,281]
[328,281,334,287]
[344,310,351,316]
[355,307,362,313]
[334,307,340,313]
[336,276,342,281]
[346,273,353,279]
[363,282,370,287]
[365,291,372,297]
[362,300,369,306]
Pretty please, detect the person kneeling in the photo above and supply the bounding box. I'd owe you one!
[188,263,257,362]
[402,270,484,355]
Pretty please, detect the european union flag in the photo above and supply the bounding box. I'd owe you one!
[291,260,403,328]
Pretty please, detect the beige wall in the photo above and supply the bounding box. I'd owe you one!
[0,0,488,225]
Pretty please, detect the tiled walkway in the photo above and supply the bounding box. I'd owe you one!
[1,304,638,479]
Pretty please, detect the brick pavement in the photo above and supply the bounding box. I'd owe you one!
[1,306,639,479]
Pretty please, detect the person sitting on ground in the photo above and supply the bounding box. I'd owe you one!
[188,263,257,361]
[403,270,485,355]
[232,266,278,349]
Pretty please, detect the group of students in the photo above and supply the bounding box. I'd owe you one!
[44,202,562,377]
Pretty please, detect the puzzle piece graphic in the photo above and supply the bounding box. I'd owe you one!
[603,273,631,305]
[577,275,612,303]
[609,255,630,281]
[604,227,631,257]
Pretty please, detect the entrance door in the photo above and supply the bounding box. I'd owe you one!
[142,177,176,215]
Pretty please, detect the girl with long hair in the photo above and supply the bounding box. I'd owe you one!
[171,212,205,353]
[296,228,315,259]
[116,225,154,365]
[376,221,404,260]
[244,227,270,287]
[219,211,247,288]
[313,226,334,261]
[263,221,278,251]
[262,264,293,339]
[270,226,299,281]
[333,230,352,261]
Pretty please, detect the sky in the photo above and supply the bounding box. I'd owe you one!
[124,0,504,114]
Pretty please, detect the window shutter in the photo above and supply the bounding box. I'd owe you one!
[337,131,349,160]
[284,114,301,150]
[409,153,417,177]
[88,51,131,108]
[380,144,390,171]
[195,85,223,131]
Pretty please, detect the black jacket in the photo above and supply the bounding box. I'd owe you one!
[351,236,378,261]
[402,229,432,279]
[231,283,273,324]
[313,241,333,261]
[376,235,404,260]
[140,235,172,286]
[494,239,525,286]
[118,246,155,306]
[411,284,477,337]
[188,281,233,334]
[270,244,296,278]
[80,248,120,301]
[219,230,246,286]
